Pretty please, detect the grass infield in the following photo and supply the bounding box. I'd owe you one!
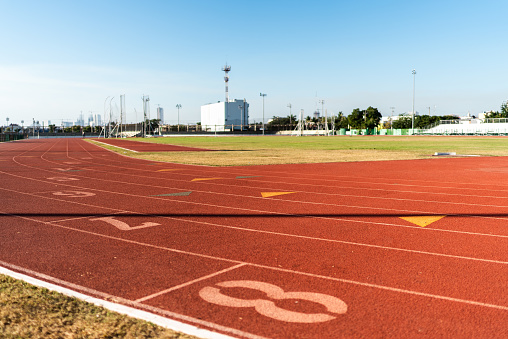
[94,135,508,166]
[0,274,198,338]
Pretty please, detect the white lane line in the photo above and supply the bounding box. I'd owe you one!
[16,154,508,219]
[1,184,507,265]
[1,171,507,242]
[135,263,247,303]
[2,213,507,312]
[256,263,508,312]
[92,140,139,153]
[0,263,263,339]
[11,141,508,225]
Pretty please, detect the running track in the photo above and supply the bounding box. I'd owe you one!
[0,138,506,338]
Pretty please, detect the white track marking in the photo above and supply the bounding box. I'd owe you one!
[2,168,508,242]
[1,186,507,264]
[22,147,508,219]
[92,140,139,153]
[1,215,507,312]
[90,216,160,231]
[199,280,347,323]
[75,140,508,193]
[135,263,247,303]
[0,263,262,339]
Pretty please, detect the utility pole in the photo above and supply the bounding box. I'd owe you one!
[287,103,292,125]
[412,69,416,135]
[260,93,267,135]
[176,104,181,132]
[390,106,395,130]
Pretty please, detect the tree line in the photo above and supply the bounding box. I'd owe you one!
[268,106,382,131]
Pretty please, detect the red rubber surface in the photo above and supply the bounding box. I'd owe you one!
[0,138,506,338]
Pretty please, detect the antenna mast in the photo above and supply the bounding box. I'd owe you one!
[222,63,231,103]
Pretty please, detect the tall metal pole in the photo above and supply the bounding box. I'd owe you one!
[260,93,267,135]
[412,69,416,135]
[108,97,114,138]
[287,103,292,125]
[319,99,327,135]
[176,104,181,132]
[222,64,231,132]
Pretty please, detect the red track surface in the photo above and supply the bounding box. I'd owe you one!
[0,138,506,338]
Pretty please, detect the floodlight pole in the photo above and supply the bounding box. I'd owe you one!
[176,104,181,132]
[412,69,416,135]
[108,97,114,138]
[287,103,292,125]
[260,93,267,135]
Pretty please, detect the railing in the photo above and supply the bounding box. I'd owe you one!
[482,118,508,123]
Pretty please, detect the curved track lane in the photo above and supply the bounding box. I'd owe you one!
[0,138,506,338]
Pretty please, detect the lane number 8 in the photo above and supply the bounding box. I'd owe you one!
[199,280,347,323]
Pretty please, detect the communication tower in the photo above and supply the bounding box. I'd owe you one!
[222,64,231,123]
[222,63,231,103]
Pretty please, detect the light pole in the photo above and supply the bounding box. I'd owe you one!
[412,69,416,135]
[287,103,292,125]
[108,97,114,137]
[176,104,181,132]
[260,93,266,135]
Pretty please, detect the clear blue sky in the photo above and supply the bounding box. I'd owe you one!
[1,0,507,126]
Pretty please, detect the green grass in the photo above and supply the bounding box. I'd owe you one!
[95,135,508,166]
[0,274,198,339]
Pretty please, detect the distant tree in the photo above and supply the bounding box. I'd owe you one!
[381,120,391,129]
[348,108,364,129]
[415,115,441,128]
[268,115,297,126]
[364,106,382,129]
[72,125,81,133]
[83,126,91,133]
[334,111,348,129]
[500,102,508,117]
[440,115,460,120]
[49,124,56,133]
[392,115,412,129]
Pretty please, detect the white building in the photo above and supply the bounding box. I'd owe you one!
[157,107,164,124]
[201,99,249,131]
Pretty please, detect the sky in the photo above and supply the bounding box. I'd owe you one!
[1,0,507,126]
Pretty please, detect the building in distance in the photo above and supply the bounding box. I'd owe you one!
[201,99,249,132]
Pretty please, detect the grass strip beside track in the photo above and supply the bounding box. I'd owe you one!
[91,136,508,166]
[0,274,198,339]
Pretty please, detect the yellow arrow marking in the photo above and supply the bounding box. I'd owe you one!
[157,169,179,172]
[191,178,223,182]
[261,192,295,198]
[400,215,446,227]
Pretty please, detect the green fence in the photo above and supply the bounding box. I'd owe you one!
[0,133,27,142]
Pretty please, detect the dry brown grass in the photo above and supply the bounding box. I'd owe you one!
[0,274,198,339]
[130,149,427,166]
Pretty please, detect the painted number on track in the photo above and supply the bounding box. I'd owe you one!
[47,177,80,182]
[90,216,161,231]
[53,191,95,198]
[199,280,347,323]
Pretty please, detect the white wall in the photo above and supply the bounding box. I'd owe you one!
[201,102,225,131]
[201,100,249,131]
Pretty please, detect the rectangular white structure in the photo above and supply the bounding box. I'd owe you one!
[201,99,249,131]
[157,107,164,124]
